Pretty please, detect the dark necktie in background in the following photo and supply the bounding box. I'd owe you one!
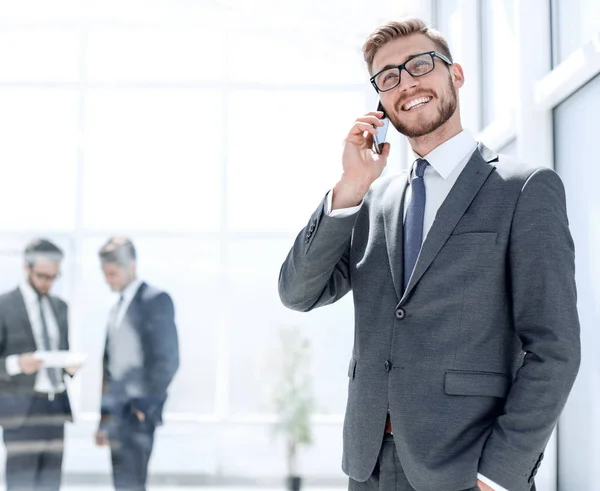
[38,295,60,391]
[403,158,429,291]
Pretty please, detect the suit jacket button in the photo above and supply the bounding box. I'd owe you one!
[384,361,391,372]
[395,308,405,320]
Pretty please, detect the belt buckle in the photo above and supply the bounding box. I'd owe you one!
[48,392,55,401]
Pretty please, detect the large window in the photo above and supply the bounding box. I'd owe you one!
[553,74,600,490]
[0,3,400,480]
[552,0,600,66]
[480,0,518,126]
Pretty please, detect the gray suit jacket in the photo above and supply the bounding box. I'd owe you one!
[278,144,580,491]
[0,288,73,428]
[101,283,179,427]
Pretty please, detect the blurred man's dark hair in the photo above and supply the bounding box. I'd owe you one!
[24,238,64,267]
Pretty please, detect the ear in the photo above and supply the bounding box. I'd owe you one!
[450,63,465,89]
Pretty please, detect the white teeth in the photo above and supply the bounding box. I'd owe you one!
[403,96,432,111]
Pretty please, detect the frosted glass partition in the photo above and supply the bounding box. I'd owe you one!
[554,74,600,490]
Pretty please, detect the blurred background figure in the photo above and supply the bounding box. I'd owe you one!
[0,238,76,491]
[95,237,179,491]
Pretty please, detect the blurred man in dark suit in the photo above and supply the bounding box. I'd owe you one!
[94,237,179,491]
[0,238,79,491]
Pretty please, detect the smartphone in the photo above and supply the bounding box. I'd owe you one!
[373,101,390,154]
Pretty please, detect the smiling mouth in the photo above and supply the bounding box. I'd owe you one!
[402,96,433,111]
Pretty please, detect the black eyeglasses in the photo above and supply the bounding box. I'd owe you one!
[370,51,452,93]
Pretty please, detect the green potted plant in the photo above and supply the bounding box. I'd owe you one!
[270,326,316,491]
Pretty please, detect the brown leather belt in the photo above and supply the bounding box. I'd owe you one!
[385,413,393,434]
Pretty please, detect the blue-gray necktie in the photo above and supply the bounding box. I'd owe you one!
[403,158,429,290]
[38,295,60,390]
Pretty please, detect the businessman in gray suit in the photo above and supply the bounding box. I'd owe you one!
[0,239,78,491]
[278,18,580,491]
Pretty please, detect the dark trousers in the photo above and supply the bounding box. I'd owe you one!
[2,394,69,491]
[109,417,156,491]
[348,434,481,491]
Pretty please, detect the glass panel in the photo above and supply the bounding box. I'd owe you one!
[228,28,367,85]
[86,28,225,83]
[434,0,460,52]
[75,237,221,414]
[82,89,222,232]
[0,89,79,231]
[481,0,518,126]
[227,239,354,415]
[552,0,600,65]
[227,90,367,233]
[554,74,600,488]
[0,29,80,82]
[499,138,518,157]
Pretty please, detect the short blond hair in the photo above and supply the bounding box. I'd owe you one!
[362,17,453,74]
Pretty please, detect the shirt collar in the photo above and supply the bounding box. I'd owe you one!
[20,280,42,305]
[411,130,477,180]
[120,278,143,304]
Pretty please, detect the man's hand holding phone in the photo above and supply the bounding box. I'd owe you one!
[332,107,390,211]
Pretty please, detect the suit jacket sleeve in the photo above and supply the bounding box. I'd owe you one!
[0,313,9,382]
[98,335,112,427]
[478,168,581,491]
[135,292,179,417]
[278,194,360,312]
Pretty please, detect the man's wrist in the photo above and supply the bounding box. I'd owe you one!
[332,178,371,210]
[6,355,22,376]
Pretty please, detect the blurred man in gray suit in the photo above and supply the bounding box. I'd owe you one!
[0,239,78,491]
[94,237,179,491]
[278,18,580,491]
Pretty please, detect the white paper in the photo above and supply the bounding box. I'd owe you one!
[33,351,88,368]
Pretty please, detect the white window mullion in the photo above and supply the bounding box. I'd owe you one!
[515,0,553,170]
[535,33,600,111]
[457,0,483,135]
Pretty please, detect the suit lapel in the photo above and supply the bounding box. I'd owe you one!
[12,289,36,348]
[122,282,145,334]
[400,143,498,303]
[383,171,410,301]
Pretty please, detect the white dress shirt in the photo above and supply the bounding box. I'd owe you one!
[327,130,508,491]
[106,278,145,396]
[108,278,143,335]
[5,281,66,394]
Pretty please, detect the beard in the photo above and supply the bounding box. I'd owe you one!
[27,274,48,296]
[390,74,458,138]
